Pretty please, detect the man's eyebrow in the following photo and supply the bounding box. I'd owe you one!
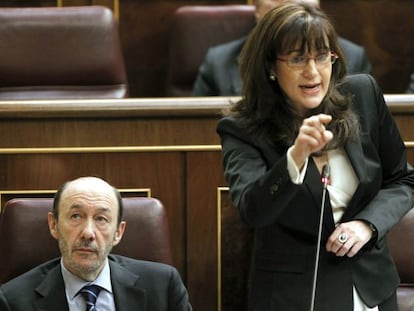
[69,204,112,212]
[95,206,112,213]
[68,204,82,210]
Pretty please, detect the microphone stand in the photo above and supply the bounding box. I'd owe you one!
[310,164,330,311]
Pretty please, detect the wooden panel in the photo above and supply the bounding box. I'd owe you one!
[187,151,226,311]
[219,188,252,311]
[0,118,220,148]
[0,97,230,148]
[321,0,414,93]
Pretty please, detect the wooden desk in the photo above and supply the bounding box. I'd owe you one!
[0,95,413,311]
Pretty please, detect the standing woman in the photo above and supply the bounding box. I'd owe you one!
[217,2,414,311]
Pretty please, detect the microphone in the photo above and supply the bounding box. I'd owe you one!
[310,164,330,311]
[321,164,330,189]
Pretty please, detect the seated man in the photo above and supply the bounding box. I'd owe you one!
[0,176,192,311]
[192,0,372,96]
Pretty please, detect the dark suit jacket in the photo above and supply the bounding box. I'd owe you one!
[0,255,192,311]
[192,36,372,96]
[216,74,414,310]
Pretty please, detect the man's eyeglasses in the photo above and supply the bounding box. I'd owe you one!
[277,52,338,69]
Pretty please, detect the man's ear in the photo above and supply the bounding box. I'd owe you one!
[48,212,59,240]
[113,221,126,246]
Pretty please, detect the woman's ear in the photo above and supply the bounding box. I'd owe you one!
[266,61,277,81]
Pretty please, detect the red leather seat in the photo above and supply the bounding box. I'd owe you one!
[0,6,128,99]
[166,5,255,96]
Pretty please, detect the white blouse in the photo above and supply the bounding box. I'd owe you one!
[287,147,378,311]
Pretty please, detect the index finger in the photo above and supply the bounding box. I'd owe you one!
[317,114,332,125]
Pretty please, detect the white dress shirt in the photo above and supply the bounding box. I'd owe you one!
[287,147,378,311]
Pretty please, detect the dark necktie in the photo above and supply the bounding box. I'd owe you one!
[79,284,101,311]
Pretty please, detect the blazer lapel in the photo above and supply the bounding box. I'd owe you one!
[110,260,147,311]
[305,159,336,237]
[342,137,369,219]
[34,264,69,311]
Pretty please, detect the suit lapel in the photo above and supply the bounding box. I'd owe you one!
[342,137,368,219]
[110,259,147,311]
[305,159,336,237]
[306,135,368,227]
[34,264,69,311]
[304,135,374,231]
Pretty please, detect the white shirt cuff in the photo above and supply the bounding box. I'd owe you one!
[287,146,308,184]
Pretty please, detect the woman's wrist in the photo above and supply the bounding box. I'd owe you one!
[290,146,307,171]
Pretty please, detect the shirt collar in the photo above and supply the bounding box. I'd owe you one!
[60,258,113,301]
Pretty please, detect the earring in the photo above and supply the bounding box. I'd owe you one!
[269,74,276,81]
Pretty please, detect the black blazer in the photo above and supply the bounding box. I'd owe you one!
[0,255,192,311]
[217,74,414,310]
[192,36,372,96]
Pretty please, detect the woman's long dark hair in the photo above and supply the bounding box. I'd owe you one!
[225,2,359,151]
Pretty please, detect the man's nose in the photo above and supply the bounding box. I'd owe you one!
[80,219,96,239]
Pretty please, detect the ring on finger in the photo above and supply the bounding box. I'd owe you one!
[338,233,348,244]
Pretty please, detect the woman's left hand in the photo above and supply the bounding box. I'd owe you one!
[326,220,374,257]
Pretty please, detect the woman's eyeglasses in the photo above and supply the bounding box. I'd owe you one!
[277,52,338,69]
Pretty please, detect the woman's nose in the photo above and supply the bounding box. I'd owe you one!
[303,59,319,75]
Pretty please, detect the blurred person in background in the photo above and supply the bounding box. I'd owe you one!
[192,0,372,96]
